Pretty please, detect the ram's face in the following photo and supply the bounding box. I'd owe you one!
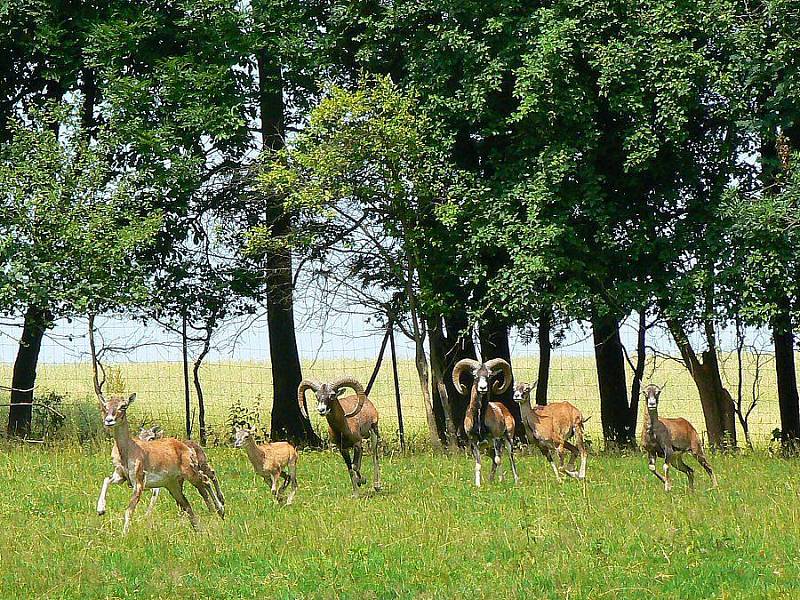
[315,384,344,416]
[234,429,251,448]
[138,426,162,441]
[474,365,491,394]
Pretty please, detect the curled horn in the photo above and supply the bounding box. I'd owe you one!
[485,358,512,394]
[331,376,368,417]
[452,359,480,396]
[297,379,321,419]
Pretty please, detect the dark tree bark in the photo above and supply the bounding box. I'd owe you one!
[628,309,647,432]
[444,311,476,439]
[773,298,800,448]
[428,316,458,448]
[257,50,319,445]
[536,308,552,406]
[668,319,737,450]
[7,306,51,437]
[479,317,523,438]
[591,311,636,447]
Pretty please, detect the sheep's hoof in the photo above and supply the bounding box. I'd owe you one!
[358,476,367,487]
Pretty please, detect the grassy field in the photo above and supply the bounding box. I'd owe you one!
[1,443,799,598]
[0,353,788,447]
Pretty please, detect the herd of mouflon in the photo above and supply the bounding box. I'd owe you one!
[96,358,716,533]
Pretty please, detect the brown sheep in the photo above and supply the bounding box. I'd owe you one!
[513,382,588,481]
[453,358,518,487]
[234,428,298,504]
[298,376,381,496]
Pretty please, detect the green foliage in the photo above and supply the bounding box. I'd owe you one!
[225,396,269,444]
[253,76,478,321]
[0,107,162,316]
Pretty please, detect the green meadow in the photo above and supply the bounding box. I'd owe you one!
[0,444,798,599]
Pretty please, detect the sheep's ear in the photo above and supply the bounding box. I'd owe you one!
[127,393,137,404]
[336,388,346,397]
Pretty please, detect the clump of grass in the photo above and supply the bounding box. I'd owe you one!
[0,444,798,598]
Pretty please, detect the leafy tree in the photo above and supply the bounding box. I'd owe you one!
[253,77,479,446]
[0,110,161,436]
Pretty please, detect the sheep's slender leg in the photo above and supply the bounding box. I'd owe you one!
[370,426,382,492]
[97,469,126,515]
[470,440,482,487]
[671,453,694,491]
[270,472,280,502]
[575,428,588,480]
[562,441,581,478]
[505,434,519,484]
[340,448,359,496]
[205,467,225,505]
[694,452,718,488]
[490,439,502,482]
[542,445,561,482]
[662,455,673,492]
[648,454,666,485]
[353,444,366,486]
[123,480,144,535]
[190,473,224,518]
[144,488,160,516]
[166,482,199,530]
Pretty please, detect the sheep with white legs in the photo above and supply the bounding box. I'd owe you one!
[298,376,381,496]
[512,382,588,481]
[234,429,298,505]
[452,358,518,487]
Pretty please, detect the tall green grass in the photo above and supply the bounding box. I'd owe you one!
[0,443,798,598]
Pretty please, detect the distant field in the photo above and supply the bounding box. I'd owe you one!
[0,353,787,446]
[1,446,799,598]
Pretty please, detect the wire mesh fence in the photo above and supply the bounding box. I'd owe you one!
[0,311,786,448]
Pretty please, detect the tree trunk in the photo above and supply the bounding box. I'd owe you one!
[591,311,635,447]
[536,308,552,406]
[257,49,319,446]
[668,319,737,450]
[193,356,208,446]
[7,306,51,437]
[628,310,646,430]
[772,299,800,449]
[445,311,476,439]
[428,315,458,448]
[479,318,523,438]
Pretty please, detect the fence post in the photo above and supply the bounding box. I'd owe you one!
[182,313,192,438]
[388,325,405,451]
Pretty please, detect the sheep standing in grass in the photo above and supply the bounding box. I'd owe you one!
[298,376,381,497]
[234,429,298,505]
[138,426,225,514]
[641,384,717,492]
[512,382,588,481]
[452,358,518,487]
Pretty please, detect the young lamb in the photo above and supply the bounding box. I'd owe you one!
[234,428,298,505]
[513,382,588,481]
[137,426,225,514]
